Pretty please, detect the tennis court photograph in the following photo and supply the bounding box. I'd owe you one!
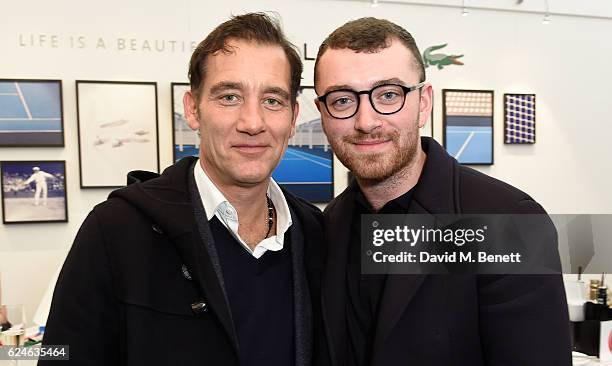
[171,85,334,202]
[1,160,68,224]
[0,79,64,146]
[172,83,199,162]
[443,89,494,165]
[273,87,333,202]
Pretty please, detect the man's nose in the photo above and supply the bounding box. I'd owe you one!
[237,98,266,135]
[353,94,382,133]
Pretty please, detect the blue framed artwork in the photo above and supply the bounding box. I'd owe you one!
[272,86,333,202]
[0,79,64,147]
[171,85,334,203]
[1,160,68,224]
[504,93,535,144]
[171,83,198,162]
[443,89,494,165]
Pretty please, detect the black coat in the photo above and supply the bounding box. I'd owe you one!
[321,137,571,366]
[40,157,324,366]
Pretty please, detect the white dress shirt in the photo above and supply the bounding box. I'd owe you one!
[193,160,293,259]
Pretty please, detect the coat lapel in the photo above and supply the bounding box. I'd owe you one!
[287,206,313,366]
[370,200,430,364]
[186,166,240,352]
[322,183,359,366]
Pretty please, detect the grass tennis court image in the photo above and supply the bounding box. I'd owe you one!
[0,79,63,146]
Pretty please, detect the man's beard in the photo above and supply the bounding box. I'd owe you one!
[330,122,420,182]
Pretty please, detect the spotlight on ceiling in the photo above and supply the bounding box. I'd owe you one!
[371,0,380,8]
[542,0,551,24]
[461,0,468,17]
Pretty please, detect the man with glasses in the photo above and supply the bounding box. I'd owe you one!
[314,17,570,366]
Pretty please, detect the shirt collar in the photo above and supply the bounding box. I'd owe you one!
[356,187,415,214]
[193,161,230,221]
[192,159,293,258]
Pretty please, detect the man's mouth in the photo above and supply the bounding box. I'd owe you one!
[350,138,391,152]
[232,143,269,154]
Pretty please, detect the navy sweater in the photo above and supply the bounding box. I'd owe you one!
[209,217,295,366]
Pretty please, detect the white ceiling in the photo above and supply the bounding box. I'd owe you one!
[342,0,612,19]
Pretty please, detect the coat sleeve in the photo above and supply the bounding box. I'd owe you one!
[39,210,121,365]
[477,273,572,365]
[476,200,571,365]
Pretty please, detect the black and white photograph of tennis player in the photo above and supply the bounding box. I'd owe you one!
[1,161,68,223]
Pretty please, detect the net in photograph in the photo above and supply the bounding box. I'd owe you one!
[504,93,535,144]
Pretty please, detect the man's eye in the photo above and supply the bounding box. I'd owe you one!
[264,98,285,110]
[332,97,352,106]
[382,92,399,100]
[219,94,240,104]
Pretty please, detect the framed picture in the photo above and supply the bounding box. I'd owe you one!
[504,93,535,144]
[272,86,333,203]
[1,161,68,224]
[76,81,159,188]
[171,83,198,162]
[442,89,494,165]
[0,79,64,147]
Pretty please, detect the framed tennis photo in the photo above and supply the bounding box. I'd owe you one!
[272,86,333,203]
[1,160,68,224]
[442,89,494,165]
[0,79,64,147]
[76,80,160,188]
[504,93,535,144]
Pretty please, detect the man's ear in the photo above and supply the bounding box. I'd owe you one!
[418,84,433,129]
[290,101,300,138]
[183,90,200,131]
[314,98,322,113]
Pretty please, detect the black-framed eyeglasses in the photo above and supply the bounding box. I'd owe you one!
[317,82,425,119]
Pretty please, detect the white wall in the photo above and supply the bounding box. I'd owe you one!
[1,0,611,322]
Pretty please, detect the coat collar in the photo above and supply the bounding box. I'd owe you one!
[322,137,460,366]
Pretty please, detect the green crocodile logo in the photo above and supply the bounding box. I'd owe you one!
[422,44,464,70]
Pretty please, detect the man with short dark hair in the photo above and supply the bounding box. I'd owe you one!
[41,13,323,366]
[314,17,571,366]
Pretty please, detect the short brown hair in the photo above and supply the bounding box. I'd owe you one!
[314,17,425,86]
[188,12,302,104]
